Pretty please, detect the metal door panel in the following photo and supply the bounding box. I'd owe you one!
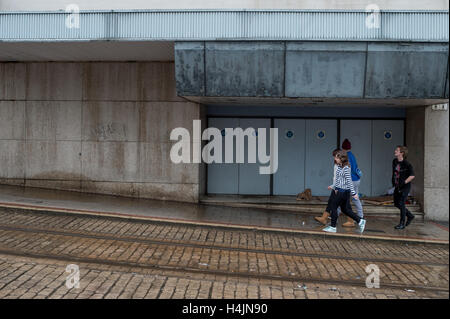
[206,117,239,194]
[340,120,372,196]
[371,120,404,196]
[273,119,306,195]
[238,118,271,195]
[305,119,338,196]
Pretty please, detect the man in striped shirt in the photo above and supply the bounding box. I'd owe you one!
[323,150,367,233]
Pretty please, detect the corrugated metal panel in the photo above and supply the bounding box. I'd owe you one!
[0,10,448,41]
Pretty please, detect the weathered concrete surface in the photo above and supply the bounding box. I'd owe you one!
[0,178,25,187]
[140,62,184,102]
[175,42,205,97]
[406,107,425,207]
[365,43,448,98]
[424,104,449,222]
[27,63,83,100]
[445,64,449,99]
[0,140,25,179]
[205,42,284,97]
[81,141,139,182]
[137,182,200,202]
[0,63,26,100]
[26,179,82,192]
[0,101,25,140]
[0,62,203,203]
[175,41,449,99]
[82,102,140,142]
[26,101,82,141]
[83,63,139,101]
[139,102,199,142]
[139,142,199,184]
[25,141,82,180]
[285,42,366,98]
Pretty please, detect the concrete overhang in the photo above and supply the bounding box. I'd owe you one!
[175,41,450,100]
[0,41,174,61]
[182,96,449,108]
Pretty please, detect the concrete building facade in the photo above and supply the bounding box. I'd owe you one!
[0,2,448,221]
[0,62,205,202]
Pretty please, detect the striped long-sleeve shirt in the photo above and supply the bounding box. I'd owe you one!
[333,165,356,195]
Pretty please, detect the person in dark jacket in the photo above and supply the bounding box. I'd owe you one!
[392,145,415,229]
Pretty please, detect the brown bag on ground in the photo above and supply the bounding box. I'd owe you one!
[296,188,312,201]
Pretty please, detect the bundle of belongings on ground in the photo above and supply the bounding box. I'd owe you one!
[362,196,394,205]
[363,187,414,205]
[296,188,312,201]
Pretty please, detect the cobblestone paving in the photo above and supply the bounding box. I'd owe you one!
[0,254,447,299]
[0,208,448,299]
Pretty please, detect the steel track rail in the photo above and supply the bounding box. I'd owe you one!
[0,248,447,294]
[0,224,448,268]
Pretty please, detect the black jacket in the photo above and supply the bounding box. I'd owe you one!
[392,159,415,191]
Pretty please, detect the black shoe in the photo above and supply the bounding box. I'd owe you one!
[395,223,405,230]
[406,215,415,227]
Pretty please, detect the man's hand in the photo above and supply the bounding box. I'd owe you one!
[327,185,332,190]
[352,194,359,200]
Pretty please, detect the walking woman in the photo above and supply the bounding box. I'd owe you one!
[315,148,341,225]
[392,146,415,229]
[323,150,366,233]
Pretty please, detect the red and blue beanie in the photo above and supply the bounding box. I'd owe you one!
[342,139,351,150]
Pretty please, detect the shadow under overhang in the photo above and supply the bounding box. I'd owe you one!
[181,96,449,108]
[0,41,175,61]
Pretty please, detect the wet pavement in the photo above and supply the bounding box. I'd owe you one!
[0,185,448,244]
[1,209,448,299]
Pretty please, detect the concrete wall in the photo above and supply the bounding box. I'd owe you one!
[176,42,449,100]
[1,0,448,11]
[423,104,449,221]
[406,107,425,207]
[0,62,204,203]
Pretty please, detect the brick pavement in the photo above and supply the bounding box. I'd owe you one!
[0,207,448,299]
[0,254,447,299]
[0,208,447,263]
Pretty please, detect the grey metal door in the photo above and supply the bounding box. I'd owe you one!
[273,119,306,195]
[305,119,338,196]
[371,120,404,196]
[207,117,239,194]
[238,118,271,195]
[340,120,372,196]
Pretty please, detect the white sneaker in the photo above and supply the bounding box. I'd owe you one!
[322,226,337,233]
[358,219,366,233]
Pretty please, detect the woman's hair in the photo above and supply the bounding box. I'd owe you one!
[396,145,408,159]
[332,148,341,157]
[335,150,350,167]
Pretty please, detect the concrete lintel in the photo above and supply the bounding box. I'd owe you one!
[175,40,450,100]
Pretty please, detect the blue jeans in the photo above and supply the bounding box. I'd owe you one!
[352,179,364,218]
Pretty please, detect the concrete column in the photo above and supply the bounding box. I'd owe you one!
[423,104,449,222]
[406,107,425,207]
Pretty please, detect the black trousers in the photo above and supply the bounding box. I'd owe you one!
[393,186,414,223]
[329,190,361,228]
[325,190,335,213]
